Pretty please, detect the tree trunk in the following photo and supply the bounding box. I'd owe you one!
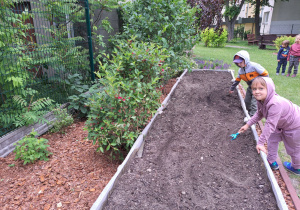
[224,0,245,41]
[255,0,261,37]
[225,17,236,41]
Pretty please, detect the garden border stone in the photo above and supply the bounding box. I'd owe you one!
[91,69,288,210]
[0,103,69,158]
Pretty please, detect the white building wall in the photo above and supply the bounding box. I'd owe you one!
[260,0,274,35]
[270,0,300,35]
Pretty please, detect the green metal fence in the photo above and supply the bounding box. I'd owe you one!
[0,0,100,136]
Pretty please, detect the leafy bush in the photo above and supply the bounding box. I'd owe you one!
[244,30,251,40]
[115,0,198,75]
[85,38,169,157]
[66,74,102,117]
[0,1,33,98]
[234,25,245,39]
[201,28,228,47]
[0,88,54,127]
[274,36,295,51]
[14,129,52,165]
[49,106,74,133]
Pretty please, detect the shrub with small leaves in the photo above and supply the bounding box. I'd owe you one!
[201,28,228,47]
[274,36,295,51]
[13,129,52,165]
[85,38,169,158]
[49,106,74,133]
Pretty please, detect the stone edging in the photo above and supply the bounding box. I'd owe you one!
[0,103,69,157]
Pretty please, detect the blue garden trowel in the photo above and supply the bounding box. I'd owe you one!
[230,132,240,141]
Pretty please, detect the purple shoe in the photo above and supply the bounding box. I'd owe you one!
[291,74,297,77]
[283,162,300,175]
[286,74,290,77]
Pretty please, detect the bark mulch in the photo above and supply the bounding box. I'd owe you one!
[0,121,121,209]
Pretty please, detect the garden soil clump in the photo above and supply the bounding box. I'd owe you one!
[104,71,278,210]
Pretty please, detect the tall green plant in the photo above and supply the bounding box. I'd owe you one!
[85,38,169,158]
[0,1,33,101]
[116,0,198,75]
[0,88,54,127]
[31,0,90,79]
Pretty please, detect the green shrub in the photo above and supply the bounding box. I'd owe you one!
[201,28,228,47]
[85,38,169,158]
[14,129,52,165]
[49,106,74,133]
[244,30,251,40]
[274,36,295,51]
[66,74,102,117]
[115,0,198,74]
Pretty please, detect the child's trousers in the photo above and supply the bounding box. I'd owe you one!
[287,55,300,75]
[267,129,300,169]
[244,86,257,117]
[276,60,287,74]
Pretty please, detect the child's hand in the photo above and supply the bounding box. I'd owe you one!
[238,124,249,133]
[229,90,234,94]
[256,144,267,154]
[277,60,280,62]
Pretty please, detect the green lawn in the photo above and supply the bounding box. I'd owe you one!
[193,39,300,198]
[193,40,300,105]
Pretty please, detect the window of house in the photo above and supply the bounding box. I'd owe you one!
[263,12,269,23]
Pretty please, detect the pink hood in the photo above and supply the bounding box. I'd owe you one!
[247,77,300,145]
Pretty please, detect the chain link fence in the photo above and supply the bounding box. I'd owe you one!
[0,0,118,136]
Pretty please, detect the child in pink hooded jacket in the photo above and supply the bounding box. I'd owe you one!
[238,76,300,175]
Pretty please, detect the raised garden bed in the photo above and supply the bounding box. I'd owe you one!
[95,70,281,209]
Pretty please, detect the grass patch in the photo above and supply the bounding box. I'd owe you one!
[193,40,300,105]
[193,39,300,197]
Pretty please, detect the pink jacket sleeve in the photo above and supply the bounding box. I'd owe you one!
[252,103,282,145]
[247,109,263,128]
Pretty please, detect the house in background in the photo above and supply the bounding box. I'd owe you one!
[234,0,274,35]
[269,0,300,35]
[236,2,256,34]
[220,2,263,36]
[260,0,274,35]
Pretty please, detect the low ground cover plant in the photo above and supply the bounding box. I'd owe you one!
[48,106,74,133]
[194,58,231,70]
[85,38,169,158]
[13,129,52,165]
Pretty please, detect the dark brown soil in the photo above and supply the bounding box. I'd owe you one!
[104,71,278,210]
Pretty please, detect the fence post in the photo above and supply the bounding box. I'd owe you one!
[84,0,95,81]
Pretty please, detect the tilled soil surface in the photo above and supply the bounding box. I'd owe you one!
[104,71,278,210]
